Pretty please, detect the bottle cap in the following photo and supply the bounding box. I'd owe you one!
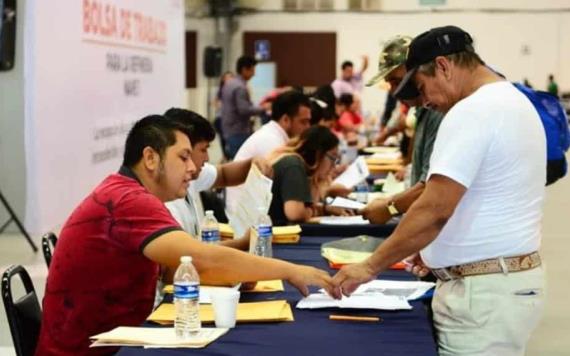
[180,256,192,263]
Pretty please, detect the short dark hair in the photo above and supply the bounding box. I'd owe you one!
[236,55,257,73]
[164,108,216,145]
[339,93,354,107]
[271,90,311,121]
[341,61,353,70]
[122,115,193,168]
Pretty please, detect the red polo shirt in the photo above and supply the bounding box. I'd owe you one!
[36,167,182,355]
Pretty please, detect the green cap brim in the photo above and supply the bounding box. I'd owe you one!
[365,64,399,87]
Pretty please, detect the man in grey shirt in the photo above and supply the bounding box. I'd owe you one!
[220,55,265,159]
[362,35,443,224]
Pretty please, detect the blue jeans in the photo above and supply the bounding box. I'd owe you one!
[225,133,250,160]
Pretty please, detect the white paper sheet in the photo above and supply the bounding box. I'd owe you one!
[318,215,369,225]
[333,156,370,189]
[229,165,273,238]
[382,172,406,195]
[296,293,411,310]
[349,280,436,301]
[329,197,366,210]
[370,151,402,160]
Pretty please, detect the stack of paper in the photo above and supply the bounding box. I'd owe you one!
[297,280,435,311]
[229,165,273,238]
[90,327,228,349]
[218,223,302,244]
[297,293,411,311]
[333,156,370,189]
[314,216,370,225]
[148,300,294,325]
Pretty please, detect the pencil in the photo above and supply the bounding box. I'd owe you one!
[329,315,381,322]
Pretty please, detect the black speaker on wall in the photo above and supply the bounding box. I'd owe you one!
[203,46,222,78]
[0,0,17,71]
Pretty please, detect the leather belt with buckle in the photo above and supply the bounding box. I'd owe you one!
[431,251,541,282]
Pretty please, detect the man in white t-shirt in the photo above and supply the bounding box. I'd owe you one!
[331,57,368,98]
[332,26,546,356]
[164,108,271,249]
[225,90,312,216]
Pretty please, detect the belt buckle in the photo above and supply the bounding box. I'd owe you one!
[433,267,457,281]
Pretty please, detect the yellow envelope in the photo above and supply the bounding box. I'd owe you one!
[242,280,284,293]
[217,224,302,240]
[147,300,294,325]
[365,157,403,165]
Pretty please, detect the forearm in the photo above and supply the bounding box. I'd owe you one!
[390,182,425,214]
[220,235,249,251]
[365,196,448,274]
[214,159,252,187]
[144,232,295,284]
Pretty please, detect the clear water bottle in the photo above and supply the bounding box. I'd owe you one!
[253,207,273,258]
[355,181,368,204]
[174,256,201,338]
[200,210,220,244]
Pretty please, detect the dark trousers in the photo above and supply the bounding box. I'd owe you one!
[225,133,250,160]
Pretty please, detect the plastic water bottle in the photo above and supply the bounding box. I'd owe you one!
[355,181,368,204]
[253,207,273,258]
[174,256,201,338]
[200,210,220,244]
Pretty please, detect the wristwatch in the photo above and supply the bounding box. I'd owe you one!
[387,201,399,216]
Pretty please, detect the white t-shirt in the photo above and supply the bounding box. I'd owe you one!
[165,163,218,237]
[420,81,546,269]
[225,120,289,215]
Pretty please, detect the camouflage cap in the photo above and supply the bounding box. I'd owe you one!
[366,35,412,87]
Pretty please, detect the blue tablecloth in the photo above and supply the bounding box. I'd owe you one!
[300,222,397,237]
[116,236,437,356]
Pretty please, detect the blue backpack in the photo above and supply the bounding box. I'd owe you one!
[514,83,570,185]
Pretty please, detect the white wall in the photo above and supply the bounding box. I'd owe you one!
[0,0,26,232]
[186,1,570,116]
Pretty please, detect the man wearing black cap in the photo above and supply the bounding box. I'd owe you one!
[333,26,546,355]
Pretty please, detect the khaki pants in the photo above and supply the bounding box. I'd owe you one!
[432,266,545,356]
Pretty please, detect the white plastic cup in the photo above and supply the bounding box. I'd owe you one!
[210,289,240,328]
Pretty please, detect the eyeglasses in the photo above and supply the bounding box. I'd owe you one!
[325,153,341,165]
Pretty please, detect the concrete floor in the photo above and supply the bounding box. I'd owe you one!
[1,163,569,355]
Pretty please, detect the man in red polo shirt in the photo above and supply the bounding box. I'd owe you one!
[36,115,337,355]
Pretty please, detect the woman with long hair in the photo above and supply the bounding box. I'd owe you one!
[267,126,347,225]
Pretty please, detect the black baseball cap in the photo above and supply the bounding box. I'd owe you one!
[394,26,475,100]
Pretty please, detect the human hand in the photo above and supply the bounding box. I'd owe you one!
[332,261,376,297]
[394,167,407,181]
[403,253,430,278]
[286,265,339,299]
[360,198,391,224]
[252,156,273,178]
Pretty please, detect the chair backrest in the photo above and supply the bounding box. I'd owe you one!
[41,232,57,268]
[1,265,42,356]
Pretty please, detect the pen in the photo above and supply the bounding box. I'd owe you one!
[329,315,381,322]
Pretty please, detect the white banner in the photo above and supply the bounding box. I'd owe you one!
[24,0,185,234]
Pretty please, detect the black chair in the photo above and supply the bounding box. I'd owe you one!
[1,265,42,356]
[41,232,57,268]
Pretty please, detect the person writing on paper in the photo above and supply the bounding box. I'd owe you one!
[361,35,443,225]
[332,26,546,356]
[163,108,271,249]
[267,126,351,225]
[37,116,338,356]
